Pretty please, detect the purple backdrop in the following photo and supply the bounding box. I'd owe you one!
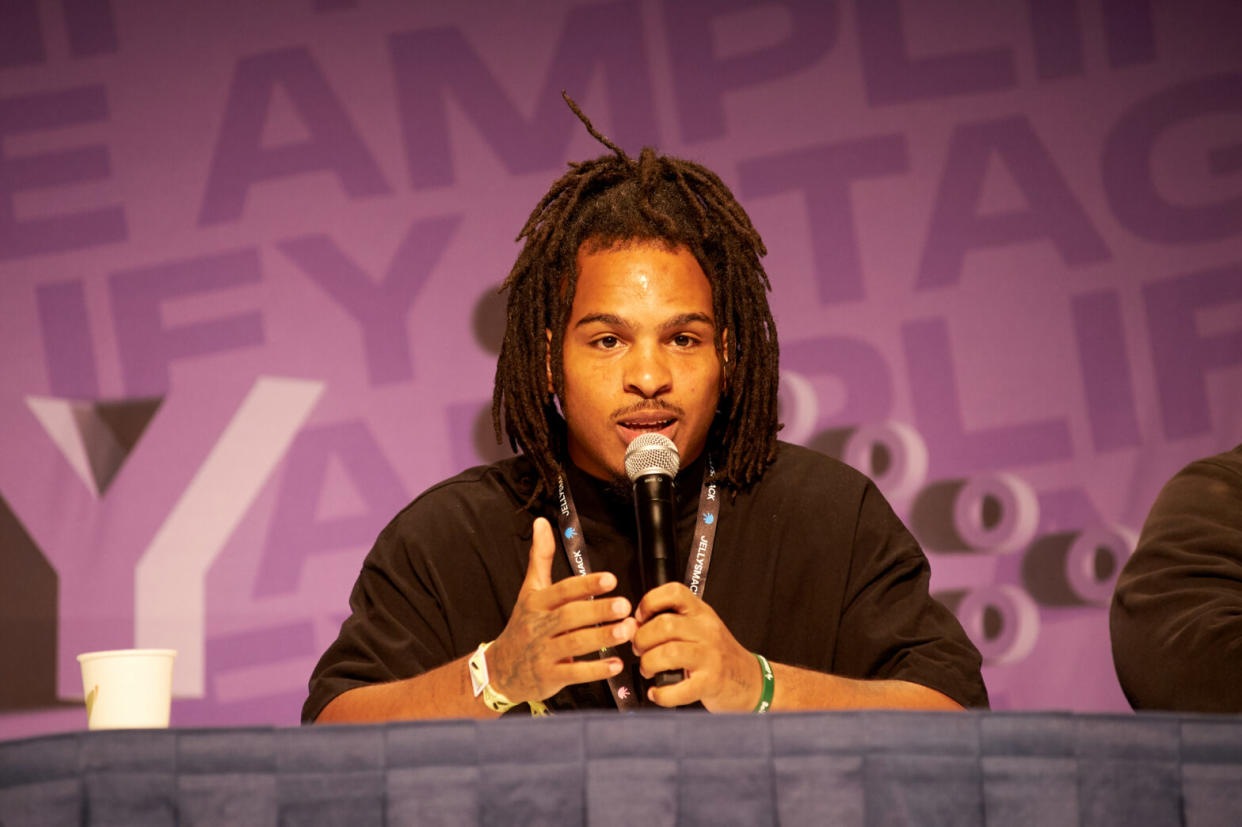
[2,0,1241,739]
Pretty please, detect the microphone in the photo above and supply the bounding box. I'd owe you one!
[624,433,683,688]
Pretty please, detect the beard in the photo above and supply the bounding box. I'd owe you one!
[604,471,632,501]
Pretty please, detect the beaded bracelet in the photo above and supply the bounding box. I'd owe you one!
[753,653,774,713]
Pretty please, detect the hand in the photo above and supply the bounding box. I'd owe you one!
[632,583,760,712]
[486,517,636,704]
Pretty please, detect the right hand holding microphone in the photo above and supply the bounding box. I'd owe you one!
[484,517,636,705]
[632,581,762,712]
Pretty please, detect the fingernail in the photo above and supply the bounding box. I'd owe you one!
[600,573,616,590]
[612,598,627,616]
[613,624,628,641]
[609,659,622,674]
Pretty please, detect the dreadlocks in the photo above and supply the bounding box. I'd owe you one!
[492,93,780,502]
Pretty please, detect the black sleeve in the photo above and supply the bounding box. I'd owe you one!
[835,480,990,709]
[300,508,454,723]
[301,478,530,723]
[1110,451,1242,713]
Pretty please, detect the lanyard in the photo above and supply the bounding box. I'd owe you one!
[552,457,721,711]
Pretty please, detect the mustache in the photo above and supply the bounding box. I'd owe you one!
[610,400,684,421]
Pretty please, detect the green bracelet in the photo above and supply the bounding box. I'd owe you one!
[753,653,774,713]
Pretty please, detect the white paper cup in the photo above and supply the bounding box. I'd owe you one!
[76,649,177,730]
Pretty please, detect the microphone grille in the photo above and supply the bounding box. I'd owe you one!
[624,433,681,481]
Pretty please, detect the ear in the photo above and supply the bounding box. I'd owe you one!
[545,328,555,395]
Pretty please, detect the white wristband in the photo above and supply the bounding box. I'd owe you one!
[468,641,517,713]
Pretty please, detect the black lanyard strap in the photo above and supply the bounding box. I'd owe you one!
[552,457,720,711]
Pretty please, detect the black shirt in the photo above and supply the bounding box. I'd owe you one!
[303,442,988,720]
[1110,443,1242,713]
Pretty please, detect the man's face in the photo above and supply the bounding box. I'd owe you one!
[554,241,725,483]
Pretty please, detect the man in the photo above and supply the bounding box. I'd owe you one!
[303,101,987,722]
[1110,443,1242,713]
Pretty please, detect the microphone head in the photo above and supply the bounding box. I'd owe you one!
[624,433,681,482]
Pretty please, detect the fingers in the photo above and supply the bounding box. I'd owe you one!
[556,595,631,635]
[638,636,732,710]
[632,584,700,656]
[537,570,617,610]
[521,518,619,610]
[657,643,760,713]
[632,614,704,704]
[520,600,635,660]
[636,638,708,708]
[544,655,626,688]
[520,517,557,593]
[490,613,635,704]
[631,610,684,658]
[491,518,637,702]
[636,636,688,676]
[631,590,758,712]
[634,582,695,624]
[545,616,637,662]
[647,669,709,709]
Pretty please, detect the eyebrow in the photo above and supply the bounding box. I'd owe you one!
[573,312,715,331]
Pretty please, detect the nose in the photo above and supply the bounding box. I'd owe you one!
[623,340,672,398]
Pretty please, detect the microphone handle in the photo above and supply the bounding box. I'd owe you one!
[633,473,684,688]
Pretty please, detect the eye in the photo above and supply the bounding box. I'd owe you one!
[671,333,698,348]
[593,335,620,349]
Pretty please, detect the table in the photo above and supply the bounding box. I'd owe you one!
[3,709,1241,825]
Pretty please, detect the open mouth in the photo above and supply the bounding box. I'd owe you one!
[619,418,675,432]
[613,403,683,442]
[616,412,677,438]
